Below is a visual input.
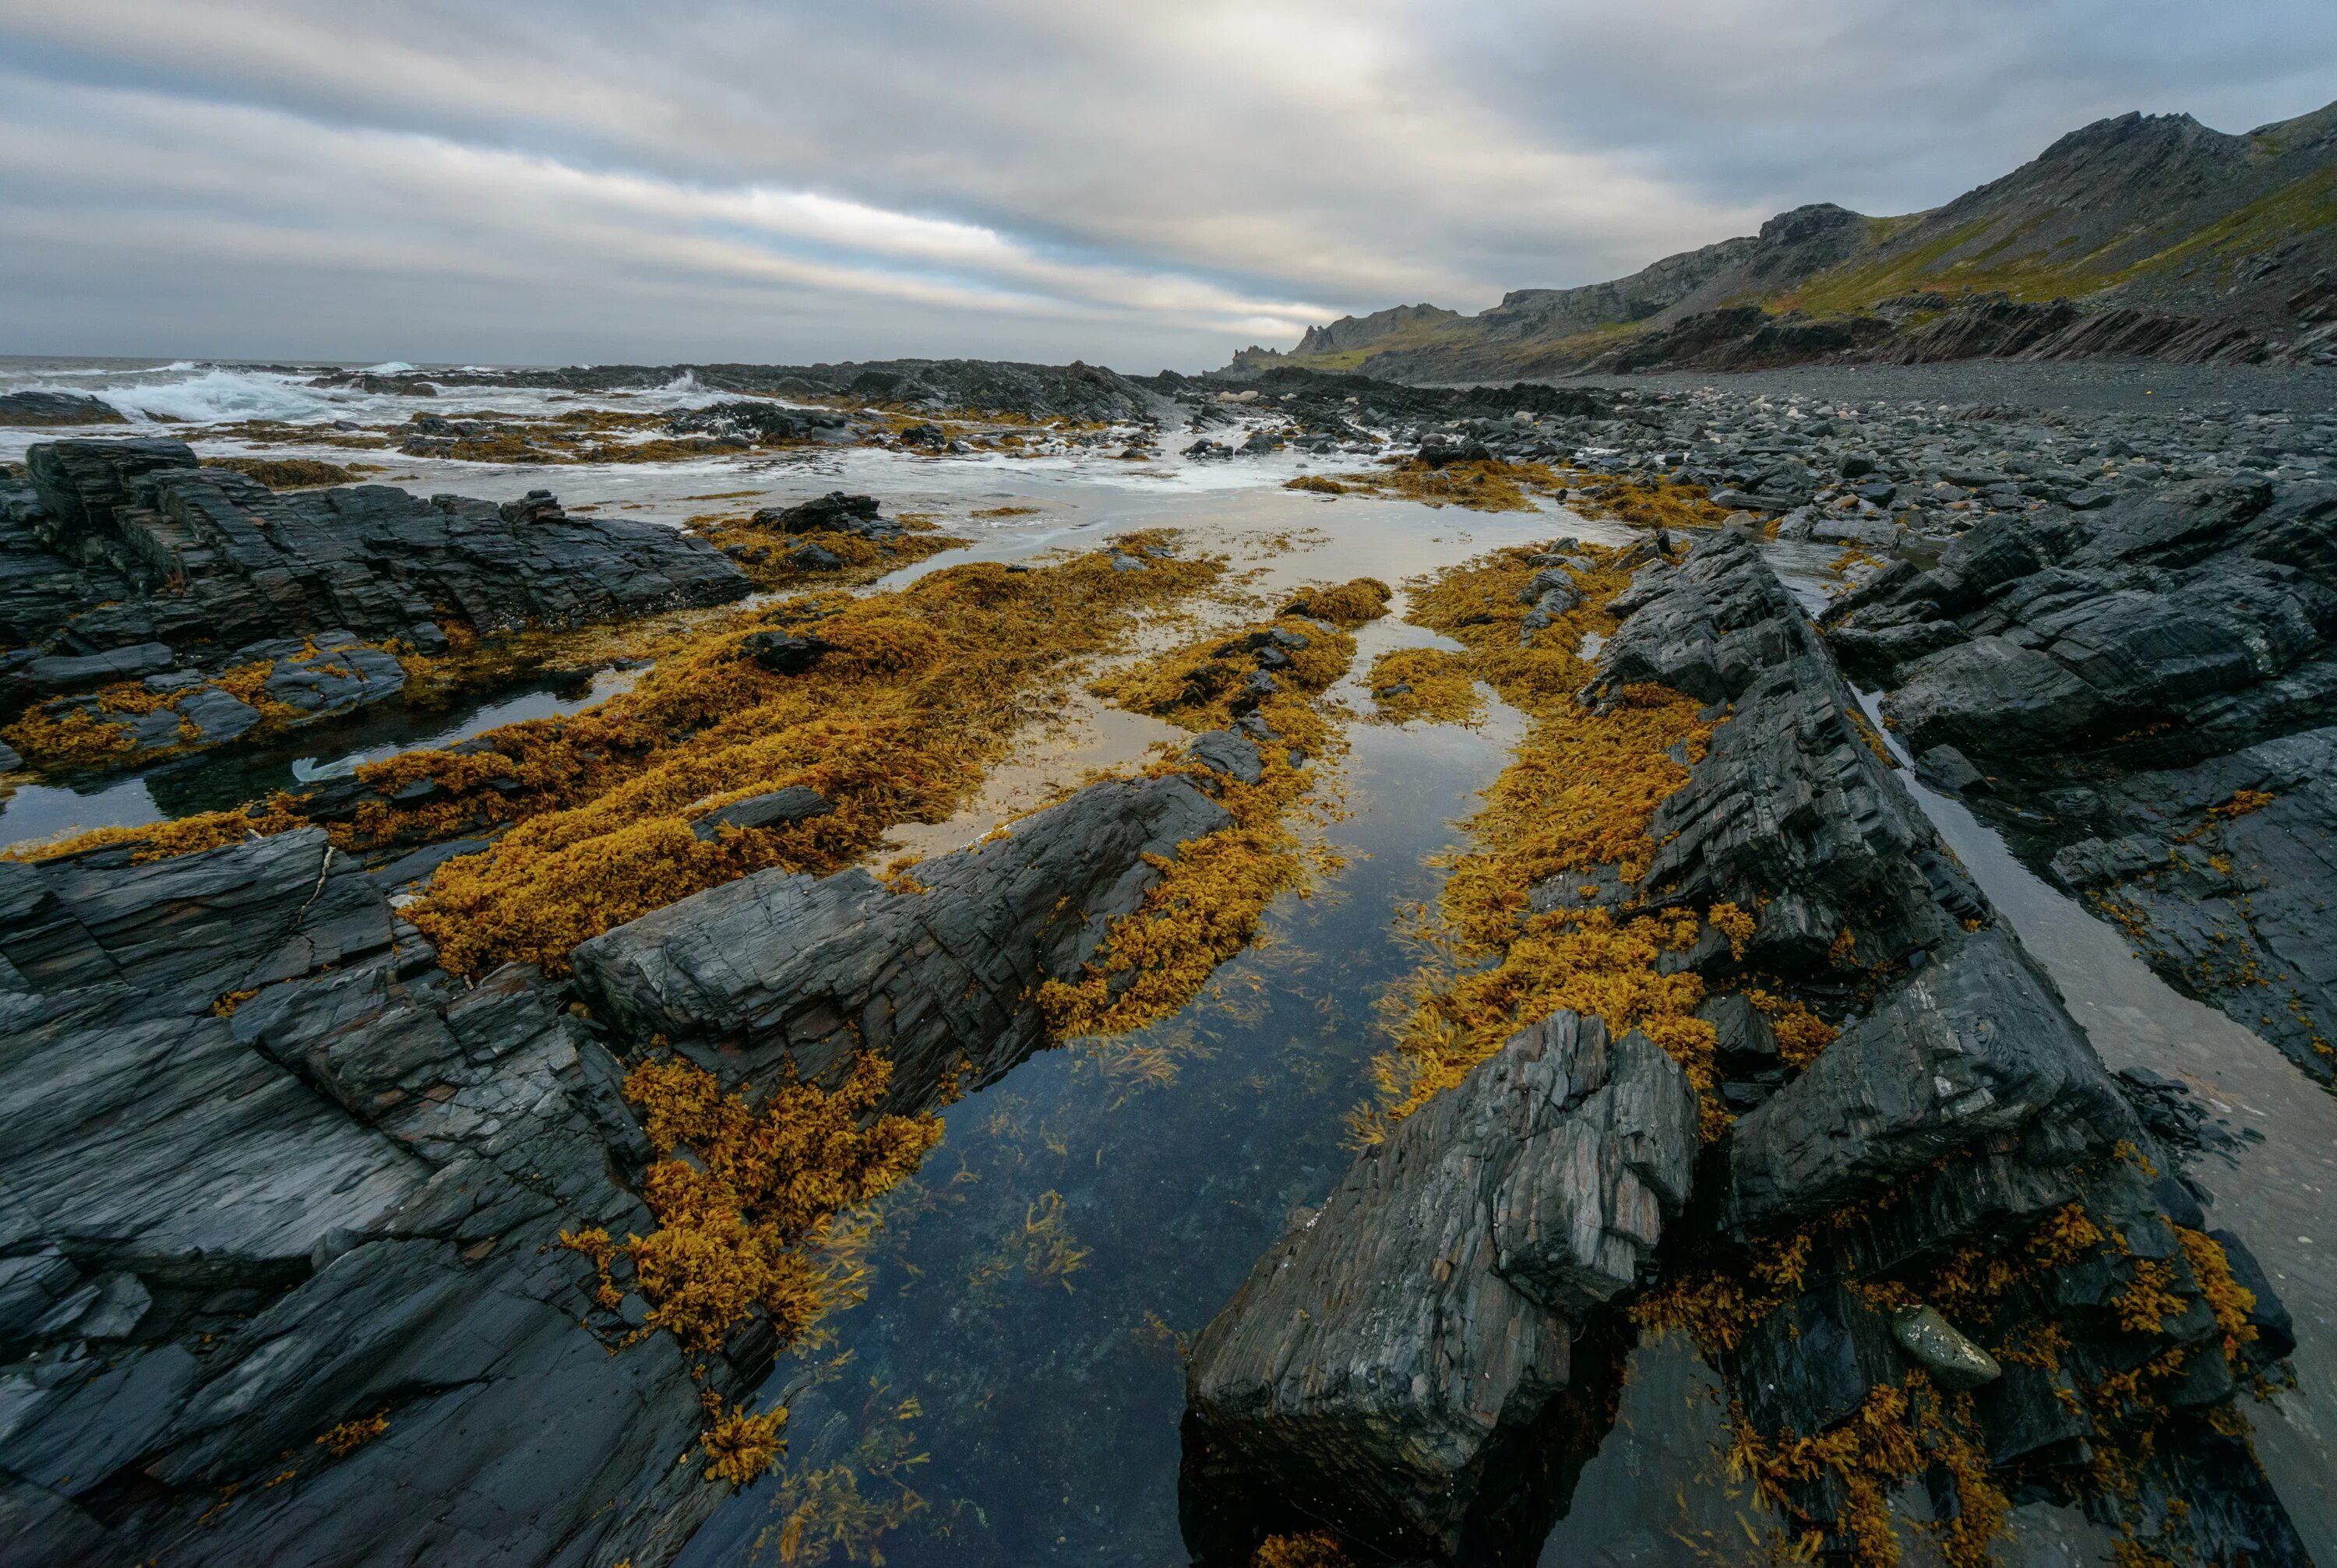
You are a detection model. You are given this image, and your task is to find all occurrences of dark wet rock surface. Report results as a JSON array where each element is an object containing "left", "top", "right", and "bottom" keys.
[
  {"left": 1823, "top": 452, "right": 2337, "bottom": 1080},
  {"left": 0, "top": 827, "right": 723, "bottom": 1566},
  {"left": 1183, "top": 1013, "right": 1694, "bottom": 1560},
  {"left": 0, "top": 751, "right": 1246, "bottom": 1564},
  {"left": 1, "top": 439, "right": 749, "bottom": 742},
  {"left": 1183, "top": 531, "right": 2310, "bottom": 1566},
  {"left": 0, "top": 392, "right": 128, "bottom": 428},
  {"left": 573, "top": 773, "right": 1230, "bottom": 1114}
]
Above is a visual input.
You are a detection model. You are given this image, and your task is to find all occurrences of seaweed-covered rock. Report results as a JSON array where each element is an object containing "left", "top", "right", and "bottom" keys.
[
  {"left": 1181, "top": 1013, "right": 1695, "bottom": 1561},
  {"left": 0, "top": 828, "right": 731, "bottom": 1566},
  {"left": 571, "top": 773, "right": 1232, "bottom": 1111}
]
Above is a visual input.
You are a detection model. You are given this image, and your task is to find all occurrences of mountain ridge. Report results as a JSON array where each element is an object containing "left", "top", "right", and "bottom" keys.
[{"left": 1235, "top": 98, "right": 2337, "bottom": 380}]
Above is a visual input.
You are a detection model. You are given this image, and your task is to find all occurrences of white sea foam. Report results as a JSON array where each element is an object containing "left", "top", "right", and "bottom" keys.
[{"left": 0, "top": 358, "right": 750, "bottom": 430}]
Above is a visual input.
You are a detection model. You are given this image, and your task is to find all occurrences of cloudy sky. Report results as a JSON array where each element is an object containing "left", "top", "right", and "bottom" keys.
[{"left": 2, "top": 1, "right": 2332, "bottom": 370}]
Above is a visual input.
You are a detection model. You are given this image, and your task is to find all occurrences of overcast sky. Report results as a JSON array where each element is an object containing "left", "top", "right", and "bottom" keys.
[{"left": 2, "top": 1, "right": 2332, "bottom": 370}]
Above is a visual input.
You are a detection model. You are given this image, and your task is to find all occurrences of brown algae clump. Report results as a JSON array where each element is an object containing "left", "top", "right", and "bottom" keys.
[
  {"left": 1290, "top": 456, "right": 1559, "bottom": 513},
  {"left": 561, "top": 1053, "right": 939, "bottom": 1485},
  {"left": 1363, "top": 646, "right": 1482, "bottom": 725},
  {"left": 1281, "top": 576, "right": 1391, "bottom": 627},
  {"left": 695, "top": 509, "right": 968, "bottom": 594},
  {"left": 397, "top": 543, "right": 1218, "bottom": 975},
  {"left": 1042, "top": 584, "right": 1385, "bottom": 1039},
  {"left": 1637, "top": 1193, "right": 2282, "bottom": 1566},
  {"left": 1364, "top": 543, "right": 1730, "bottom": 1136}
]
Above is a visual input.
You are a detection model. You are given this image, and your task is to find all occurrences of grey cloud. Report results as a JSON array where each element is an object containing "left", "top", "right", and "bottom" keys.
[{"left": 0, "top": 0, "right": 2329, "bottom": 368}]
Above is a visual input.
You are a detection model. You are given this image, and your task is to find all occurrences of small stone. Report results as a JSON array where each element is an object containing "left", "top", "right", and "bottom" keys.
[{"left": 1891, "top": 1305, "right": 2002, "bottom": 1390}]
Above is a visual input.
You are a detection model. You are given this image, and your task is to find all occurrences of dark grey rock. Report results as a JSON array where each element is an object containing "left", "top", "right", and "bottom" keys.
[
  {"left": 573, "top": 773, "right": 1234, "bottom": 1110},
  {"left": 0, "top": 391, "right": 128, "bottom": 428},
  {"left": 688, "top": 784, "right": 835, "bottom": 840},
  {"left": 738, "top": 629, "right": 830, "bottom": 675},
  {"left": 2043, "top": 724, "right": 2337, "bottom": 1081},
  {"left": 1183, "top": 1013, "right": 1694, "bottom": 1559},
  {"left": 2, "top": 440, "right": 749, "bottom": 719},
  {"left": 1887, "top": 635, "right": 2111, "bottom": 755},
  {"left": 1914, "top": 742, "right": 1986, "bottom": 793},
  {"left": 0, "top": 827, "right": 731, "bottom": 1564},
  {"left": 1725, "top": 927, "right": 2133, "bottom": 1234},
  {"left": 750, "top": 491, "right": 900, "bottom": 540},
  {"left": 1186, "top": 728, "right": 1264, "bottom": 784}
]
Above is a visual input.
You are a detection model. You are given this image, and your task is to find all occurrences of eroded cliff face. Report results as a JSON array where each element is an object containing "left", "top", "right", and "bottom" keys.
[{"left": 1181, "top": 533, "right": 2304, "bottom": 1567}]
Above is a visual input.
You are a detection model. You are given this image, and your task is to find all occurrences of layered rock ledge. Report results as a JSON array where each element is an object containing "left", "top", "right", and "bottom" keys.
[
  {"left": 2, "top": 438, "right": 749, "bottom": 749},
  {"left": 0, "top": 760, "right": 1235, "bottom": 1564},
  {"left": 1828, "top": 475, "right": 2337, "bottom": 1080}
]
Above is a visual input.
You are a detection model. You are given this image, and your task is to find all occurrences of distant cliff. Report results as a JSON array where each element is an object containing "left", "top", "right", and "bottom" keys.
[{"left": 1238, "top": 98, "right": 2337, "bottom": 379}]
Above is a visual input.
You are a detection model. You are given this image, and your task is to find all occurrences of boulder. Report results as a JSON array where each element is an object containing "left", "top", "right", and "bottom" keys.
[
  {"left": 1724, "top": 927, "right": 2133, "bottom": 1235},
  {"left": 1182, "top": 1014, "right": 1695, "bottom": 1559},
  {"left": 0, "top": 391, "right": 128, "bottom": 428},
  {"left": 751, "top": 491, "right": 900, "bottom": 540},
  {"left": 571, "top": 773, "right": 1232, "bottom": 1110}
]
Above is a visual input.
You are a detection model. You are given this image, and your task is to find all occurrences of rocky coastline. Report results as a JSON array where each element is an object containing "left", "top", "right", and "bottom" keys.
[
  {"left": 1, "top": 439, "right": 749, "bottom": 773},
  {"left": 1, "top": 351, "right": 2331, "bottom": 1567},
  {"left": 0, "top": 749, "right": 1263, "bottom": 1563}
]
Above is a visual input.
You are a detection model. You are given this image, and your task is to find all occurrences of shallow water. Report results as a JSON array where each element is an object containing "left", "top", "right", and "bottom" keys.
[
  {"left": 0, "top": 667, "right": 638, "bottom": 853},
  {"left": 675, "top": 625, "right": 1530, "bottom": 1567}
]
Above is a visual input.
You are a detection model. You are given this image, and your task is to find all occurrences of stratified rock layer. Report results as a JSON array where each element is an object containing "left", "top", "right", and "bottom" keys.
[
  {"left": 1182, "top": 1014, "right": 1696, "bottom": 1561},
  {"left": 0, "top": 828, "right": 724, "bottom": 1567},
  {"left": 1830, "top": 476, "right": 2337, "bottom": 1080},
  {"left": 0, "top": 759, "right": 1245, "bottom": 1566},
  {"left": 1, "top": 439, "right": 749, "bottom": 718},
  {"left": 572, "top": 773, "right": 1232, "bottom": 1111},
  {"left": 1183, "top": 531, "right": 2307, "bottom": 1566}
]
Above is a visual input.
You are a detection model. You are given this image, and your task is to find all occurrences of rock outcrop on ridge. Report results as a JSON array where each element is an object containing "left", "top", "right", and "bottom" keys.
[
  {"left": 0, "top": 755, "right": 1237, "bottom": 1563},
  {"left": 1181, "top": 532, "right": 2305, "bottom": 1565},
  {"left": 1, "top": 438, "right": 749, "bottom": 732},
  {"left": 1828, "top": 474, "right": 2337, "bottom": 1080}
]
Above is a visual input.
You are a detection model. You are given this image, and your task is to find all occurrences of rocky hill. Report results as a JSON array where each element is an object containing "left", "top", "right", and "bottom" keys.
[{"left": 1236, "top": 97, "right": 2337, "bottom": 379}]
